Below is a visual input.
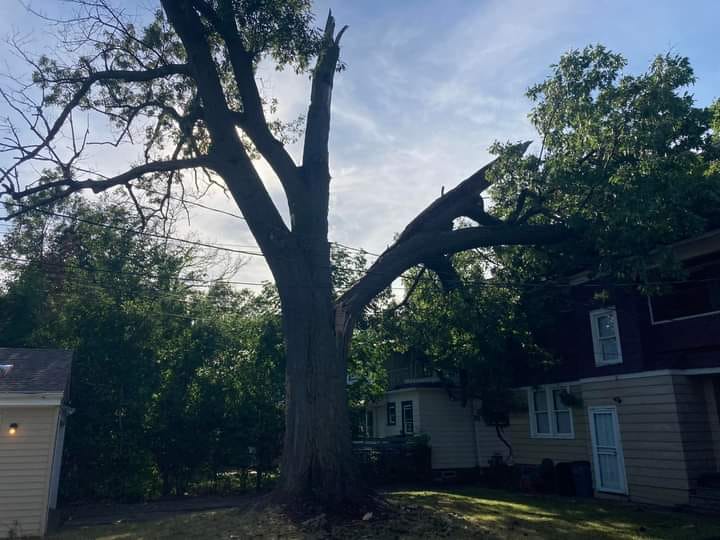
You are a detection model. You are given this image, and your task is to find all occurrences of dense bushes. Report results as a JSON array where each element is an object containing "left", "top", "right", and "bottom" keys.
[{"left": 0, "top": 201, "right": 285, "bottom": 501}]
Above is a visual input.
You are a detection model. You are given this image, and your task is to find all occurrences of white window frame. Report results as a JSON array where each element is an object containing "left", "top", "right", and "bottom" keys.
[
  {"left": 401, "top": 400, "right": 414, "bottom": 434},
  {"left": 528, "top": 385, "right": 575, "bottom": 439},
  {"left": 589, "top": 307, "right": 623, "bottom": 366},
  {"left": 648, "top": 295, "right": 720, "bottom": 325}
]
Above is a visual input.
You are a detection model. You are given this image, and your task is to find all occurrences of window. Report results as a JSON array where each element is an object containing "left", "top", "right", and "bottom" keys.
[
  {"left": 590, "top": 308, "right": 622, "bottom": 366},
  {"left": 386, "top": 402, "right": 396, "bottom": 426},
  {"left": 401, "top": 400, "right": 414, "bottom": 434},
  {"left": 528, "top": 385, "right": 574, "bottom": 439},
  {"left": 649, "top": 261, "right": 720, "bottom": 323}
]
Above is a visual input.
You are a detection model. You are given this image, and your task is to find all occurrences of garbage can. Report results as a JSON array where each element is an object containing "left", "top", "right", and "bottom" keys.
[
  {"left": 571, "top": 461, "right": 593, "bottom": 497},
  {"left": 555, "top": 462, "right": 575, "bottom": 496}
]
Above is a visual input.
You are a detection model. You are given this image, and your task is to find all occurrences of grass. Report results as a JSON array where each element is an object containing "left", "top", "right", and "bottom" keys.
[{"left": 50, "top": 486, "right": 720, "bottom": 539}]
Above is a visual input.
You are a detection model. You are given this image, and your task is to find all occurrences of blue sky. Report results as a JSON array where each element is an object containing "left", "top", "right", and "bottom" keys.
[{"left": 2, "top": 0, "right": 719, "bottom": 284}]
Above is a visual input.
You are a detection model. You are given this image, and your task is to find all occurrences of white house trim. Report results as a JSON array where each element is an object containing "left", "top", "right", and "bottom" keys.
[
  {"left": 647, "top": 294, "right": 720, "bottom": 326},
  {"left": 0, "top": 393, "right": 64, "bottom": 406},
  {"left": 527, "top": 384, "right": 575, "bottom": 440},
  {"left": 513, "top": 366, "right": 720, "bottom": 390}
]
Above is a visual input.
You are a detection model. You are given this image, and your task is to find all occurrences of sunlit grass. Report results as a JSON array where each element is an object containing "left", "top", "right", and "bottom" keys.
[{"left": 52, "top": 486, "right": 720, "bottom": 539}]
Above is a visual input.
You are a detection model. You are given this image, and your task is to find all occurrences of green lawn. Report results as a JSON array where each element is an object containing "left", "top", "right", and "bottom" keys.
[{"left": 51, "top": 486, "right": 720, "bottom": 539}]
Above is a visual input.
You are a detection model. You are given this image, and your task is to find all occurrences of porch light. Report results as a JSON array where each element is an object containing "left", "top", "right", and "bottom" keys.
[{"left": 8, "top": 423, "right": 18, "bottom": 435}]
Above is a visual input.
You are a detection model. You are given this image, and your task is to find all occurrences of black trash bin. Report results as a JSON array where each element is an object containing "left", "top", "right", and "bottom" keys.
[
  {"left": 555, "top": 462, "right": 575, "bottom": 496},
  {"left": 571, "top": 461, "right": 593, "bottom": 497}
]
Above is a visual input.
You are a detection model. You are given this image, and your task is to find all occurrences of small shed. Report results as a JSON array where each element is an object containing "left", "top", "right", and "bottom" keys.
[{"left": 0, "top": 348, "right": 72, "bottom": 538}]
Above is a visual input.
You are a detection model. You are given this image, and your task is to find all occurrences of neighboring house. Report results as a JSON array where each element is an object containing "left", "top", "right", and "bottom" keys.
[
  {"left": 0, "top": 348, "right": 72, "bottom": 539},
  {"left": 496, "top": 229, "right": 720, "bottom": 508},
  {"left": 365, "top": 355, "right": 506, "bottom": 476}
]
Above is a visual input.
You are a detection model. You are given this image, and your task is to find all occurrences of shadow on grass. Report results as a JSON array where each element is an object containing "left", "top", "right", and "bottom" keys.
[
  {"left": 392, "top": 487, "right": 720, "bottom": 540},
  {"left": 51, "top": 486, "right": 720, "bottom": 539}
]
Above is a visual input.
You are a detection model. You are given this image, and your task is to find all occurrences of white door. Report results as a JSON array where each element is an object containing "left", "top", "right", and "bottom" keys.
[{"left": 588, "top": 406, "right": 627, "bottom": 494}]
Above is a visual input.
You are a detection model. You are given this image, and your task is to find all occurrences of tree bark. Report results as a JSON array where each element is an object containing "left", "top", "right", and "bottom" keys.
[
  {"left": 276, "top": 296, "right": 359, "bottom": 506},
  {"left": 273, "top": 236, "right": 361, "bottom": 506}
]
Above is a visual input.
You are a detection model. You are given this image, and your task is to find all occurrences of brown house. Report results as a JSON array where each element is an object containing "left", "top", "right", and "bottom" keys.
[
  {"left": 0, "top": 348, "right": 72, "bottom": 538},
  {"left": 366, "top": 230, "right": 720, "bottom": 508},
  {"left": 497, "top": 229, "right": 720, "bottom": 508}
]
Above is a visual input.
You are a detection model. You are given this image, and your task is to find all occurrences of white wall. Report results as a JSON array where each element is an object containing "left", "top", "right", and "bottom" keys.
[{"left": 0, "top": 405, "right": 60, "bottom": 538}]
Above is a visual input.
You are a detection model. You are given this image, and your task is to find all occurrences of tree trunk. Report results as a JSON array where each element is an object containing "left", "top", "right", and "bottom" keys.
[{"left": 274, "top": 275, "right": 361, "bottom": 508}]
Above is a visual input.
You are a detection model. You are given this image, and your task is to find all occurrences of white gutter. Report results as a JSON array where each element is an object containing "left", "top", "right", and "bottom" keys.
[{"left": 0, "top": 392, "right": 64, "bottom": 406}]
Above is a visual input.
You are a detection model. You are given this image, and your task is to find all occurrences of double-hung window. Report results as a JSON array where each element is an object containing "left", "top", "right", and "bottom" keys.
[
  {"left": 386, "top": 402, "right": 396, "bottom": 426},
  {"left": 528, "top": 385, "right": 574, "bottom": 439},
  {"left": 590, "top": 307, "right": 623, "bottom": 366}
]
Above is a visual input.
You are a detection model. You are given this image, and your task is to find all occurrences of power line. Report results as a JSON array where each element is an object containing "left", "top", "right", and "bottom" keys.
[
  {"left": 2, "top": 200, "right": 382, "bottom": 260},
  {"left": 137, "top": 189, "right": 382, "bottom": 257},
  {"left": 2, "top": 201, "right": 265, "bottom": 257},
  {"left": 4, "top": 250, "right": 720, "bottom": 296},
  {"left": 5, "top": 200, "right": 719, "bottom": 293}
]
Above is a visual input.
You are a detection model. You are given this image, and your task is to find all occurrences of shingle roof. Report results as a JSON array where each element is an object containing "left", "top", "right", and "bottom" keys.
[{"left": 0, "top": 348, "right": 72, "bottom": 394}]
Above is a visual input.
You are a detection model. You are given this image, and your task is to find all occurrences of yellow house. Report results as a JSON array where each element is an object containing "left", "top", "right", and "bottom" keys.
[{"left": 0, "top": 348, "right": 72, "bottom": 539}]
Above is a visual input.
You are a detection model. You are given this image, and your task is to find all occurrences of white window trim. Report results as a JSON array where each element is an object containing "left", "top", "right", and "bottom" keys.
[
  {"left": 589, "top": 307, "right": 623, "bottom": 366},
  {"left": 527, "top": 385, "right": 575, "bottom": 440},
  {"left": 647, "top": 295, "right": 720, "bottom": 325}
]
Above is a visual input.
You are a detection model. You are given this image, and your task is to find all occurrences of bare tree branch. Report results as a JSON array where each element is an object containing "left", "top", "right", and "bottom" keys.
[
  {"left": 191, "top": 0, "right": 302, "bottom": 196},
  {"left": 2, "top": 156, "right": 212, "bottom": 219},
  {"left": 0, "top": 63, "right": 193, "bottom": 194}
]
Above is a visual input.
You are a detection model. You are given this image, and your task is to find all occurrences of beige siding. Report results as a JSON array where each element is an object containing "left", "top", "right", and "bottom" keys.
[
  {"left": 415, "top": 389, "right": 477, "bottom": 469},
  {"left": 473, "top": 400, "right": 511, "bottom": 467},
  {"left": 674, "top": 376, "right": 718, "bottom": 484},
  {"left": 702, "top": 377, "right": 720, "bottom": 471},
  {"left": 583, "top": 374, "right": 690, "bottom": 505},
  {"left": 0, "top": 406, "right": 59, "bottom": 538},
  {"left": 509, "top": 384, "right": 590, "bottom": 465},
  {"left": 371, "top": 388, "right": 478, "bottom": 469},
  {"left": 507, "top": 375, "right": 709, "bottom": 506},
  {"left": 370, "top": 389, "right": 421, "bottom": 438}
]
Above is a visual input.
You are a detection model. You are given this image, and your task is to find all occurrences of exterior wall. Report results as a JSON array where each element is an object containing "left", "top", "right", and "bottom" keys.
[
  {"left": 370, "top": 388, "right": 480, "bottom": 469},
  {"left": 508, "top": 384, "right": 590, "bottom": 465},
  {"left": 503, "top": 374, "right": 717, "bottom": 506},
  {"left": 702, "top": 377, "right": 720, "bottom": 471},
  {"left": 414, "top": 388, "right": 476, "bottom": 469},
  {"left": 0, "top": 405, "right": 59, "bottom": 538},
  {"left": 370, "top": 389, "right": 421, "bottom": 438},
  {"left": 675, "top": 376, "right": 718, "bottom": 483},
  {"left": 473, "top": 400, "right": 511, "bottom": 467},
  {"left": 583, "top": 374, "right": 690, "bottom": 506}
]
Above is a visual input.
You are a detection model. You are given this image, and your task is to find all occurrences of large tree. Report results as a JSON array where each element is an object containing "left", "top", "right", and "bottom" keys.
[{"left": 1, "top": 2, "right": 717, "bottom": 507}]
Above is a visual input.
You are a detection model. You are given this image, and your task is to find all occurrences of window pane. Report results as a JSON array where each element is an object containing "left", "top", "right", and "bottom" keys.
[
  {"left": 536, "top": 412, "right": 550, "bottom": 433},
  {"left": 552, "top": 389, "right": 569, "bottom": 411},
  {"left": 533, "top": 389, "right": 548, "bottom": 411},
  {"left": 387, "top": 402, "right": 396, "bottom": 425},
  {"left": 600, "top": 338, "right": 618, "bottom": 362},
  {"left": 402, "top": 401, "right": 414, "bottom": 433},
  {"left": 597, "top": 314, "right": 615, "bottom": 338},
  {"left": 555, "top": 411, "right": 571, "bottom": 434}
]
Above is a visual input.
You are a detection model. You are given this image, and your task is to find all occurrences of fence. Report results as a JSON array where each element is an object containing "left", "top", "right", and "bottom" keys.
[{"left": 352, "top": 436, "right": 432, "bottom": 485}]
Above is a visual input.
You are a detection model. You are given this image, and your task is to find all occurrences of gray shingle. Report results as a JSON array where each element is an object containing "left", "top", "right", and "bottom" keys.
[{"left": 0, "top": 348, "right": 72, "bottom": 393}]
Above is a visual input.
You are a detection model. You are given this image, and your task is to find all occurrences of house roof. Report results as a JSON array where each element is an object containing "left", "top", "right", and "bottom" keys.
[{"left": 0, "top": 348, "right": 72, "bottom": 394}]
